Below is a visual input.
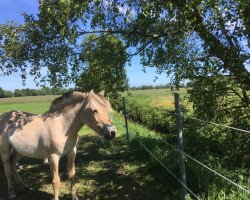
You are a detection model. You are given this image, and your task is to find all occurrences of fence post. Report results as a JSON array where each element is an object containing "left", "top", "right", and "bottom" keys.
[
  {"left": 122, "top": 97, "right": 129, "bottom": 141},
  {"left": 174, "top": 93, "right": 187, "bottom": 200}
]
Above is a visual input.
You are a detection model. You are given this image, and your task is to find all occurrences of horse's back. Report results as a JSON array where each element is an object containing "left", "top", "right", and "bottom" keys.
[
  {"left": 0, "top": 111, "right": 35, "bottom": 149},
  {"left": 0, "top": 110, "right": 34, "bottom": 130}
]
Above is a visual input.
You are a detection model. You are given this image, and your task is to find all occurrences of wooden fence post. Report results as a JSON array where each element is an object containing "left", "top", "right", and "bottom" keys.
[
  {"left": 174, "top": 93, "right": 187, "bottom": 200},
  {"left": 122, "top": 97, "right": 129, "bottom": 141}
]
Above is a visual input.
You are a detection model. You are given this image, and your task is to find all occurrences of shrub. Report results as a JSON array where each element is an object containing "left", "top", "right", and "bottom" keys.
[{"left": 118, "top": 98, "right": 176, "bottom": 134}]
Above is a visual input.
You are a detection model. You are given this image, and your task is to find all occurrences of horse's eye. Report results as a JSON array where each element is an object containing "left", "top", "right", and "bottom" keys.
[{"left": 93, "top": 110, "right": 98, "bottom": 113}]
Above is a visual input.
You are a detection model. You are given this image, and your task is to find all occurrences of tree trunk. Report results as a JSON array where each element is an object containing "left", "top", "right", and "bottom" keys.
[{"left": 173, "top": 0, "right": 250, "bottom": 87}]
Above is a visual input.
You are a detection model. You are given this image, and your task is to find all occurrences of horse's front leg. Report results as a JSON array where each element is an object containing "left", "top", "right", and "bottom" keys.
[
  {"left": 1, "top": 151, "right": 16, "bottom": 199},
  {"left": 67, "top": 146, "right": 78, "bottom": 200},
  {"left": 49, "top": 154, "right": 60, "bottom": 200}
]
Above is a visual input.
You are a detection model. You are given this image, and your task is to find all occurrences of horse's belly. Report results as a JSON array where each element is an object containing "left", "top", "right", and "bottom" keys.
[
  {"left": 9, "top": 134, "right": 48, "bottom": 159},
  {"left": 13, "top": 144, "right": 46, "bottom": 159}
]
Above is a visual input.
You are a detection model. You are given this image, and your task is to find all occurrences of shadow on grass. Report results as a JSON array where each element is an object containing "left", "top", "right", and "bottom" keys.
[
  {"left": 0, "top": 134, "right": 181, "bottom": 200},
  {"left": 0, "top": 158, "right": 53, "bottom": 200},
  {"left": 75, "top": 134, "right": 181, "bottom": 200}
]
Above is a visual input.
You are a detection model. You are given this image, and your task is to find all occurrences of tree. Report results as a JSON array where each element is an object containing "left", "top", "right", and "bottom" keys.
[
  {"left": 51, "top": 87, "right": 61, "bottom": 95},
  {"left": 4, "top": 90, "right": 14, "bottom": 97},
  {"left": 0, "top": 1, "right": 249, "bottom": 83},
  {"left": 0, "top": 88, "right": 14, "bottom": 98},
  {"left": 41, "top": 87, "right": 52, "bottom": 95},
  {"left": 0, "top": 0, "right": 249, "bottom": 110},
  {"left": 0, "top": 87, "right": 5, "bottom": 98},
  {"left": 76, "top": 34, "right": 128, "bottom": 102},
  {"left": 14, "top": 89, "right": 22, "bottom": 97}
]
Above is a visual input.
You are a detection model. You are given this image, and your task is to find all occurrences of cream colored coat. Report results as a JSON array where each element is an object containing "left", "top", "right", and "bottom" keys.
[{"left": 0, "top": 91, "right": 116, "bottom": 200}]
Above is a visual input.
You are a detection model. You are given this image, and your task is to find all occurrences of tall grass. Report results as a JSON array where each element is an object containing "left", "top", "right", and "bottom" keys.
[
  {"left": 0, "top": 96, "right": 183, "bottom": 199},
  {"left": 120, "top": 89, "right": 250, "bottom": 200},
  {"left": 0, "top": 93, "right": 249, "bottom": 199}
]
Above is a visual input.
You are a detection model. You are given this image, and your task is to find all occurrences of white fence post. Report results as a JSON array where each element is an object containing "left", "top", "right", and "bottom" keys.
[{"left": 174, "top": 93, "right": 188, "bottom": 200}]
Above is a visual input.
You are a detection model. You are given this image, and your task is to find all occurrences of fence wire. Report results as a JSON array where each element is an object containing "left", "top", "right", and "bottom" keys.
[
  {"left": 161, "top": 139, "right": 250, "bottom": 195},
  {"left": 123, "top": 96, "right": 250, "bottom": 199},
  {"left": 130, "top": 132, "right": 201, "bottom": 200},
  {"left": 179, "top": 115, "right": 250, "bottom": 134},
  {"left": 151, "top": 106, "right": 250, "bottom": 134}
]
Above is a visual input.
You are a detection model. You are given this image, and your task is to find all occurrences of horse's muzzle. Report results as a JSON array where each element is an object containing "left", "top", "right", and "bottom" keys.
[{"left": 102, "top": 124, "right": 116, "bottom": 139}]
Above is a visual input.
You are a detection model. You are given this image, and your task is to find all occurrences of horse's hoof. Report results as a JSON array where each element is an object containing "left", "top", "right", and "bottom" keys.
[
  {"left": 9, "top": 190, "right": 16, "bottom": 199},
  {"left": 16, "top": 161, "right": 23, "bottom": 169},
  {"left": 43, "top": 158, "right": 49, "bottom": 166}
]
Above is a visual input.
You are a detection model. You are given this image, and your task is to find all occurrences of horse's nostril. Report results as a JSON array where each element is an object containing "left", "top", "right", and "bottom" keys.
[{"left": 111, "top": 130, "right": 116, "bottom": 137}]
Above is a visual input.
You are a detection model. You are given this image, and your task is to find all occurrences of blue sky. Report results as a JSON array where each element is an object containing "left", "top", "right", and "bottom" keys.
[{"left": 0, "top": 0, "right": 170, "bottom": 91}]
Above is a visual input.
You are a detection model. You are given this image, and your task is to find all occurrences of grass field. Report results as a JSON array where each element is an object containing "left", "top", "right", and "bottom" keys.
[
  {"left": 0, "top": 95, "right": 59, "bottom": 114},
  {"left": 122, "top": 88, "right": 189, "bottom": 110},
  {"left": 0, "top": 92, "right": 249, "bottom": 200},
  {"left": 0, "top": 94, "right": 182, "bottom": 200}
]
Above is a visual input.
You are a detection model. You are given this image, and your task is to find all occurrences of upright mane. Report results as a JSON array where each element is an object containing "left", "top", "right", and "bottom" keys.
[
  {"left": 49, "top": 90, "right": 111, "bottom": 112},
  {"left": 87, "top": 92, "right": 112, "bottom": 113},
  {"left": 49, "top": 91, "right": 87, "bottom": 111}
]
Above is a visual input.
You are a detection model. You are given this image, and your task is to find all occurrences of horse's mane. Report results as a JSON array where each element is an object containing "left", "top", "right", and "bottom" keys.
[
  {"left": 89, "top": 92, "right": 111, "bottom": 112},
  {"left": 49, "top": 91, "right": 87, "bottom": 111},
  {"left": 49, "top": 90, "right": 111, "bottom": 111}
]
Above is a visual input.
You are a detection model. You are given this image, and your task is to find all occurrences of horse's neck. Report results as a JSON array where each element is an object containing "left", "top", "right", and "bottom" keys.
[{"left": 53, "top": 102, "right": 85, "bottom": 135}]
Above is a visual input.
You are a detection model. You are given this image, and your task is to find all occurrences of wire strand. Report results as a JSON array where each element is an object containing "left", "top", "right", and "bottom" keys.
[
  {"left": 147, "top": 107, "right": 250, "bottom": 134},
  {"left": 179, "top": 114, "right": 250, "bottom": 134},
  {"left": 162, "top": 139, "right": 250, "bottom": 195},
  {"left": 131, "top": 133, "right": 201, "bottom": 200}
]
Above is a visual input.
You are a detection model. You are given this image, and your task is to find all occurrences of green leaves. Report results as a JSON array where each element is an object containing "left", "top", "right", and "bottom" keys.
[
  {"left": 0, "top": 0, "right": 249, "bottom": 125},
  {"left": 0, "top": 0, "right": 249, "bottom": 85},
  {"left": 76, "top": 34, "right": 128, "bottom": 105}
]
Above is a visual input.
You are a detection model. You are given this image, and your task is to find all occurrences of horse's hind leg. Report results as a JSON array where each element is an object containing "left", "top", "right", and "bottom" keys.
[
  {"left": 11, "top": 150, "right": 25, "bottom": 193},
  {"left": 67, "top": 147, "right": 78, "bottom": 200},
  {"left": 0, "top": 151, "right": 16, "bottom": 199}
]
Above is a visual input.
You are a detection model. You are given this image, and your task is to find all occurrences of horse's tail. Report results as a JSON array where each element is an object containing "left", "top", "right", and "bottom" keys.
[{"left": 0, "top": 111, "right": 14, "bottom": 174}]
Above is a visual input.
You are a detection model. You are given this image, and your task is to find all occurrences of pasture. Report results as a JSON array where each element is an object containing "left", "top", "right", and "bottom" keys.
[
  {"left": 0, "top": 90, "right": 249, "bottom": 200},
  {"left": 0, "top": 93, "right": 181, "bottom": 200},
  {"left": 123, "top": 88, "right": 186, "bottom": 108}
]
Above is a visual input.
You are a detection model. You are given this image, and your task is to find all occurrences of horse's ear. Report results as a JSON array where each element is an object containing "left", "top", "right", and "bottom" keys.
[
  {"left": 99, "top": 90, "right": 105, "bottom": 96},
  {"left": 89, "top": 89, "right": 94, "bottom": 94}
]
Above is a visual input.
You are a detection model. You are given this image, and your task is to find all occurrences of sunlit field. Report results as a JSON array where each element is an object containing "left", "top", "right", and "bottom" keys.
[
  {"left": 0, "top": 91, "right": 248, "bottom": 200},
  {"left": 0, "top": 94, "right": 182, "bottom": 200}
]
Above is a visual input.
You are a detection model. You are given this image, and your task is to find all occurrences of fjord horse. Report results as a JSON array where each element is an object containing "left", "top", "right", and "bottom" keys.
[{"left": 0, "top": 90, "right": 116, "bottom": 200}]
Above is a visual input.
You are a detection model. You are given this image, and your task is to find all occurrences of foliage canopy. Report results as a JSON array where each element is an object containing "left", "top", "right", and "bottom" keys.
[
  {"left": 76, "top": 34, "right": 128, "bottom": 102},
  {"left": 0, "top": 0, "right": 249, "bottom": 120}
]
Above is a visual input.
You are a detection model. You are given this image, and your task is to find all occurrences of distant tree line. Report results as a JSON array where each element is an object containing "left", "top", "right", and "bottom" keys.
[
  {"left": 0, "top": 87, "right": 70, "bottom": 98},
  {"left": 129, "top": 83, "right": 187, "bottom": 91}
]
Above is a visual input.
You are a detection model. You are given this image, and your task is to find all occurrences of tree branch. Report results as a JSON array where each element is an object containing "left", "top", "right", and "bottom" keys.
[
  {"left": 173, "top": 0, "right": 250, "bottom": 87},
  {"left": 77, "top": 28, "right": 184, "bottom": 38}
]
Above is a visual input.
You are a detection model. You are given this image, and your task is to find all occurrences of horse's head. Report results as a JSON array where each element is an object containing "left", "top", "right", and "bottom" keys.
[{"left": 83, "top": 90, "right": 116, "bottom": 139}]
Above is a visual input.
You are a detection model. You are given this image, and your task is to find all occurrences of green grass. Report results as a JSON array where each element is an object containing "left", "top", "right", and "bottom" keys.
[
  {"left": 122, "top": 88, "right": 189, "bottom": 110},
  {"left": 0, "top": 95, "right": 59, "bottom": 114},
  {"left": 0, "top": 94, "right": 249, "bottom": 200},
  {"left": 0, "top": 95, "right": 182, "bottom": 200}
]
